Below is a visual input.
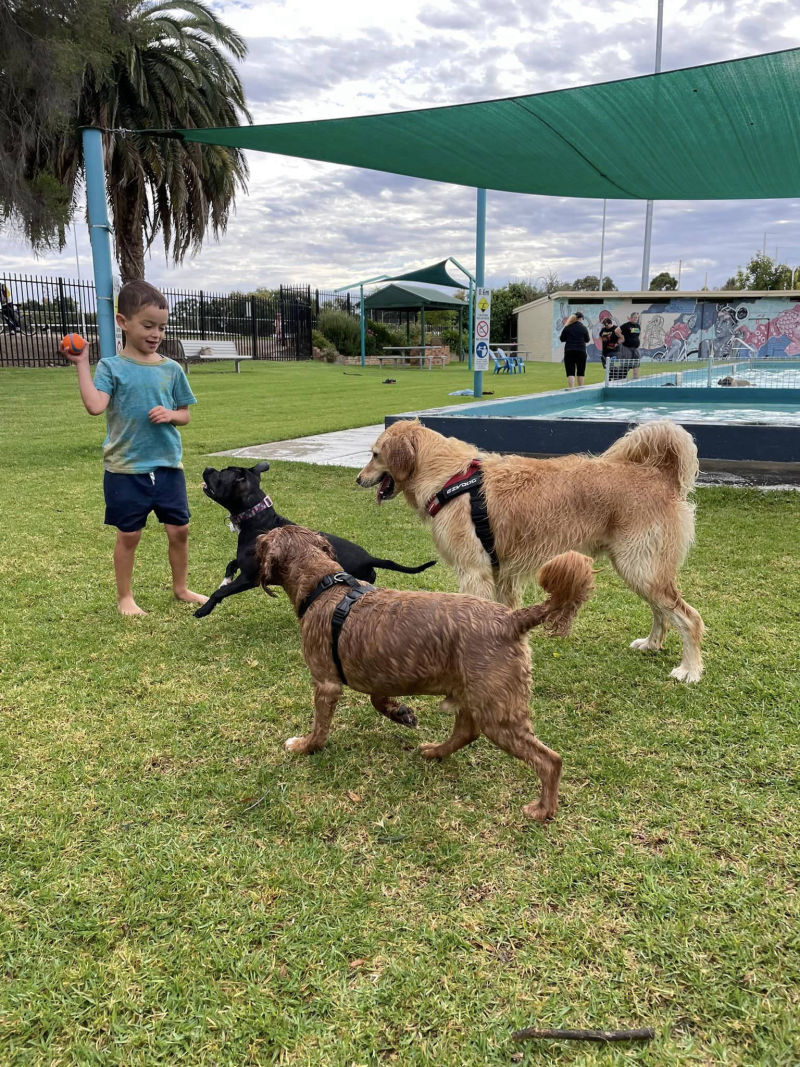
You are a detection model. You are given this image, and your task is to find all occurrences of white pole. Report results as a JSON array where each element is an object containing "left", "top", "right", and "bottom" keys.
[
  {"left": 677, "top": 259, "right": 682, "bottom": 289},
  {"left": 640, "top": 0, "right": 664, "bottom": 291},
  {"left": 72, "top": 224, "right": 87, "bottom": 335},
  {"left": 599, "top": 200, "right": 607, "bottom": 292}
]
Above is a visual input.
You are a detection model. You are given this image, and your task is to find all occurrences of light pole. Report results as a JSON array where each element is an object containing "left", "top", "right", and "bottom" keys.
[
  {"left": 640, "top": 0, "right": 664, "bottom": 291},
  {"left": 599, "top": 200, "right": 607, "bottom": 292}
]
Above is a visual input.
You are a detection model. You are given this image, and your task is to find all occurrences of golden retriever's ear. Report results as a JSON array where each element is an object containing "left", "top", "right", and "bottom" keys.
[{"left": 384, "top": 426, "right": 417, "bottom": 481}]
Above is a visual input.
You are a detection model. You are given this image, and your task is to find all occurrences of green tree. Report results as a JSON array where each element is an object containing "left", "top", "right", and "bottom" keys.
[
  {"left": 489, "top": 280, "right": 542, "bottom": 342},
  {"left": 571, "top": 274, "right": 618, "bottom": 291},
  {"left": 0, "top": 1, "right": 116, "bottom": 248},
  {"left": 2, "top": 0, "right": 251, "bottom": 281},
  {"left": 649, "top": 271, "right": 678, "bottom": 291},
  {"left": 722, "top": 252, "right": 796, "bottom": 291}
]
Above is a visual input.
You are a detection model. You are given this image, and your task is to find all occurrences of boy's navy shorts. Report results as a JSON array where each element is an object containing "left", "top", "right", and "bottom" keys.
[{"left": 104, "top": 468, "right": 191, "bottom": 532}]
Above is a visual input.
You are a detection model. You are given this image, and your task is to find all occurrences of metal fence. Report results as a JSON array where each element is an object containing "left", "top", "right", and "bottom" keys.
[
  {"left": 0, "top": 273, "right": 343, "bottom": 367},
  {"left": 605, "top": 353, "right": 800, "bottom": 390}
]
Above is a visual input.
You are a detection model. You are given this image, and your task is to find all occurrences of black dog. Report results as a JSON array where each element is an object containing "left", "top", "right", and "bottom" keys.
[{"left": 195, "top": 462, "right": 436, "bottom": 619}]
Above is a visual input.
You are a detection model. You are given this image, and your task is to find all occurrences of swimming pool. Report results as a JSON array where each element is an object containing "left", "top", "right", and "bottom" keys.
[{"left": 386, "top": 369, "right": 800, "bottom": 479}]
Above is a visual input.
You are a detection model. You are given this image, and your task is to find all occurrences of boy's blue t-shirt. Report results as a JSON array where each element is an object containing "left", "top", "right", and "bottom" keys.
[{"left": 93, "top": 354, "right": 197, "bottom": 473}]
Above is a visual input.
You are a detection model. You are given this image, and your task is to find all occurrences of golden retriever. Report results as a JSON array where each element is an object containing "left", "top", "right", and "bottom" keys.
[
  {"left": 257, "top": 524, "right": 595, "bottom": 822},
  {"left": 357, "top": 419, "right": 704, "bottom": 682}
]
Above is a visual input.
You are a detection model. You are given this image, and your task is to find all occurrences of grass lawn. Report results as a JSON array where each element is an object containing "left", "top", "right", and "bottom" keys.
[{"left": 1, "top": 360, "right": 799, "bottom": 1066}]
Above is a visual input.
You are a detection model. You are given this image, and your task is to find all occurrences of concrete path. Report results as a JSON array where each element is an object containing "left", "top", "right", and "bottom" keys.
[
  {"left": 212, "top": 423, "right": 799, "bottom": 489},
  {"left": 212, "top": 424, "right": 383, "bottom": 469}
]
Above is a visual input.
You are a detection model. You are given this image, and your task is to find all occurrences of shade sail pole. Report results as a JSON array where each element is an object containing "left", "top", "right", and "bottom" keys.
[
  {"left": 82, "top": 128, "right": 116, "bottom": 359},
  {"left": 360, "top": 283, "right": 366, "bottom": 366},
  {"left": 473, "top": 188, "right": 486, "bottom": 399}
]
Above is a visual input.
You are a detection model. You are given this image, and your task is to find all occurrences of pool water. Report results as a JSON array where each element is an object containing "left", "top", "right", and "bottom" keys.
[
  {"left": 622, "top": 360, "right": 800, "bottom": 391},
  {"left": 529, "top": 401, "right": 800, "bottom": 427}
]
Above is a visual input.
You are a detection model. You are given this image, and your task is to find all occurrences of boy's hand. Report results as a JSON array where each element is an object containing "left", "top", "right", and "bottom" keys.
[
  {"left": 148, "top": 406, "right": 175, "bottom": 424},
  {"left": 63, "top": 345, "right": 90, "bottom": 366}
]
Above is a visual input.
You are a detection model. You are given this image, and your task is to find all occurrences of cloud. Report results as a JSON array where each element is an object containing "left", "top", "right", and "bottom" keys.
[{"left": 2, "top": 0, "right": 799, "bottom": 298}]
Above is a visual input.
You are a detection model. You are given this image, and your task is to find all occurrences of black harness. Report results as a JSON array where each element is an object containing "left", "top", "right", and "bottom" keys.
[
  {"left": 297, "top": 571, "right": 375, "bottom": 684},
  {"left": 425, "top": 459, "right": 499, "bottom": 568}
]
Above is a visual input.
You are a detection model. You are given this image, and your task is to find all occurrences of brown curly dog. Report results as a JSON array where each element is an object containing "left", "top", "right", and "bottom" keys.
[{"left": 257, "top": 524, "right": 594, "bottom": 822}]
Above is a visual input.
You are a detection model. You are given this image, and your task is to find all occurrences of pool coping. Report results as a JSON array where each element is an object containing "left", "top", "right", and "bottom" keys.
[{"left": 385, "top": 383, "right": 800, "bottom": 478}]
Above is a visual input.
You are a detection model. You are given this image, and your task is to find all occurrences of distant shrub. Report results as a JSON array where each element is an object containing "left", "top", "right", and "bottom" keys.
[
  {"left": 316, "top": 309, "right": 361, "bottom": 357},
  {"left": 440, "top": 326, "right": 468, "bottom": 357},
  {"left": 311, "top": 328, "right": 338, "bottom": 363},
  {"left": 365, "top": 319, "right": 405, "bottom": 353}
]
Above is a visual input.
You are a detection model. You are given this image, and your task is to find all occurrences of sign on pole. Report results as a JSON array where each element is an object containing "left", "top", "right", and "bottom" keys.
[{"left": 474, "top": 286, "right": 491, "bottom": 371}]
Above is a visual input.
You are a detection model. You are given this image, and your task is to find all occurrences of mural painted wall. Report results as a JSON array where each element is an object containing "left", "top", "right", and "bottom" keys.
[{"left": 550, "top": 296, "right": 800, "bottom": 362}]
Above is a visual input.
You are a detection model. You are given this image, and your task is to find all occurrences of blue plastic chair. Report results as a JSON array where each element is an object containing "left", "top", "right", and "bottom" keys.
[{"left": 491, "top": 350, "right": 511, "bottom": 374}]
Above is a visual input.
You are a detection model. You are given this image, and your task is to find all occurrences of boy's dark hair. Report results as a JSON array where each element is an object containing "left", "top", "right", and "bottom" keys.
[{"left": 118, "top": 280, "right": 168, "bottom": 317}]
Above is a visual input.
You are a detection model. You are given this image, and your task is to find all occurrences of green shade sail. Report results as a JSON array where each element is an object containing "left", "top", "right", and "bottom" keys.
[
  {"left": 174, "top": 49, "right": 800, "bottom": 200},
  {"left": 388, "top": 260, "right": 465, "bottom": 287},
  {"left": 363, "top": 282, "right": 467, "bottom": 311}
]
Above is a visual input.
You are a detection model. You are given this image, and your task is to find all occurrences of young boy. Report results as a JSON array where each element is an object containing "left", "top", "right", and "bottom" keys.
[{"left": 66, "top": 279, "right": 207, "bottom": 616}]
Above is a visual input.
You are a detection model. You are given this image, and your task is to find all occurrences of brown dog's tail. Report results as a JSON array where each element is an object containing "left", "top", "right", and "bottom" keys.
[
  {"left": 601, "top": 419, "right": 698, "bottom": 499},
  {"left": 509, "top": 551, "right": 595, "bottom": 638}
]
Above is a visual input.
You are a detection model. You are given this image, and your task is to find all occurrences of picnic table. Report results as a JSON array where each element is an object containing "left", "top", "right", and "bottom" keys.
[{"left": 379, "top": 345, "right": 445, "bottom": 369}]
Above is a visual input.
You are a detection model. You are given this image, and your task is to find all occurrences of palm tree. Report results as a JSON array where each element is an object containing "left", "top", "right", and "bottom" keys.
[{"left": 64, "top": 0, "right": 251, "bottom": 281}]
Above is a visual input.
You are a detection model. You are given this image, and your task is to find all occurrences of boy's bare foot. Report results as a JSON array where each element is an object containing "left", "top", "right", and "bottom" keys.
[
  {"left": 174, "top": 588, "right": 208, "bottom": 606},
  {"left": 118, "top": 596, "right": 146, "bottom": 616}
]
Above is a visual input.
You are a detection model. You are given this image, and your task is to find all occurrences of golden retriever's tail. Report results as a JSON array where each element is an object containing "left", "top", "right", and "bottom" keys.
[
  {"left": 510, "top": 551, "right": 595, "bottom": 639},
  {"left": 602, "top": 420, "right": 698, "bottom": 498}
]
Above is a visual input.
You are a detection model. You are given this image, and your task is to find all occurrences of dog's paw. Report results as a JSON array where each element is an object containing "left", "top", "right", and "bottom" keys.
[
  {"left": 522, "top": 801, "right": 556, "bottom": 823},
  {"left": 418, "top": 742, "right": 446, "bottom": 760},
  {"left": 284, "top": 736, "right": 306, "bottom": 753},
  {"left": 193, "top": 603, "right": 213, "bottom": 619},
  {"left": 670, "top": 663, "right": 703, "bottom": 683},
  {"left": 388, "top": 703, "right": 418, "bottom": 728},
  {"left": 630, "top": 637, "right": 663, "bottom": 651}
]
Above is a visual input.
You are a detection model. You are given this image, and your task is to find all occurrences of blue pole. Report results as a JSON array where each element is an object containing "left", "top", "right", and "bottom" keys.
[
  {"left": 360, "top": 283, "right": 366, "bottom": 366},
  {"left": 82, "top": 128, "right": 116, "bottom": 360},
  {"left": 473, "top": 188, "right": 486, "bottom": 399},
  {"left": 467, "top": 276, "right": 474, "bottom": 370}
]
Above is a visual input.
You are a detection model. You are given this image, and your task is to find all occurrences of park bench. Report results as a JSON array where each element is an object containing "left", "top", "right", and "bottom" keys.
[{"left": 176, "top": 339, "right": 251, "bottom": 373}]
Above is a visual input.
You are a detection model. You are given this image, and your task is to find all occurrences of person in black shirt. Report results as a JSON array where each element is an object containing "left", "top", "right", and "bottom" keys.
[
  {"left": 619, "top": 312, "right": 642, "bottom": 379},
  {"left": 559, "top": 311, "right": 591, "bottom": 388},
  {"left": 1, "top": 282, "right": 20, "bottom": 333},
  {"left": 598, "top": 315, "right": 626, "bottom": 380}
]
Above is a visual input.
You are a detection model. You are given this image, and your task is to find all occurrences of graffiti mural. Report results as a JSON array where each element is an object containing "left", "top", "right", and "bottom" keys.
[{"left": 551, "top": 296, "right": 800, "bottom": 362}]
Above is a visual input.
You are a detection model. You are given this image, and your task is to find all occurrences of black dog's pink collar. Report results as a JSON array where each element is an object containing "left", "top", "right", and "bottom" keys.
[{"left": 229, "top": 495, "right": 273, "bottom": 526}]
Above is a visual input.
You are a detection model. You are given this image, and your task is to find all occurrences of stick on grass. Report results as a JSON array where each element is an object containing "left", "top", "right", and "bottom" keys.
[{"left": 513, "top": 1027, "right": 655, "bottom": 1043}]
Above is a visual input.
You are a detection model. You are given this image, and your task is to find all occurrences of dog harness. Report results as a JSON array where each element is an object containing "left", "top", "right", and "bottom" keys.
[
  {"left": 424, "top": 459, "right": 499, "bottom": 568},
  {"left": 228, "top": 495, "right": 273, "bottom": 531},
  {"left": 297, "top": 572, "right": 375, "bottom": 685}
]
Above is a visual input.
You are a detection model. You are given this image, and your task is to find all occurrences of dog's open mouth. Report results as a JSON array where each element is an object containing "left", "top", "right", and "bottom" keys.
[{"left": 377, "top": 473, "right": 396, "bottom": 504}]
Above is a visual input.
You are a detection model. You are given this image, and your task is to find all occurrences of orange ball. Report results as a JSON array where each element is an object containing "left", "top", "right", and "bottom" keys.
[{"left": 60, "top": 333, "right": 87, "bottom": 356}]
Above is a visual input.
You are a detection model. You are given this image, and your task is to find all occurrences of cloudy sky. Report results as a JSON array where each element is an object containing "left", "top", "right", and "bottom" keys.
[{"left": 3, "top": 0, "right": 800, "bottom": 294}]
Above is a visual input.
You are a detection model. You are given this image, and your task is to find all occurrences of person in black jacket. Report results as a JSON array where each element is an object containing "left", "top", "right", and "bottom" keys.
[{"left": 559, "top": 311, "right": 591, "bottom": 387}]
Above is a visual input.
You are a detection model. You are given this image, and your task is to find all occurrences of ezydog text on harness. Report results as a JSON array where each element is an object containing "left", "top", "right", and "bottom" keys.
[
  {"left": 297, "top": 571, "right": 375, "bottom": 684},
  {"left": 425, "top": 459, "right": 499, "bottom": 568}
]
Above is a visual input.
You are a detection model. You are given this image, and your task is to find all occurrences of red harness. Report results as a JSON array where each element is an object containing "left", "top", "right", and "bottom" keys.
[
  {"left": 425, "top": 459, "right": 483, "bottom": 516},
  {"left": 424, "top": 460, "right": 498, "bottom": 567}
]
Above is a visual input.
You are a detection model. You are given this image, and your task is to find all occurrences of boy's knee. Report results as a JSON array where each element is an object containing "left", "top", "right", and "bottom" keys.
[
  {"left": 164, "top": 523, "right": 189, "bottom": 543},
  {"left": 116, "top": 528, "right": 143, "bottom": 547}
]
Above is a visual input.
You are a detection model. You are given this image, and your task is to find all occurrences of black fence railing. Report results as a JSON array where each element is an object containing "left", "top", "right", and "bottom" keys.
[{"left": 0, "top": 273, "right": 344, "bottom": 367}]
